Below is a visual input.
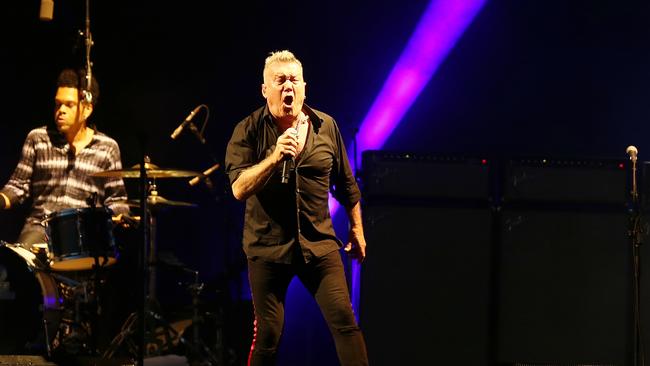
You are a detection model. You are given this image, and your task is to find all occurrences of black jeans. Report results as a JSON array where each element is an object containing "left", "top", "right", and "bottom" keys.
[{"left": 247, "top": 249, "right": 368, "bottom": 366}]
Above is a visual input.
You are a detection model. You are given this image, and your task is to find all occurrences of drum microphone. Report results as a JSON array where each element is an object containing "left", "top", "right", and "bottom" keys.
[
  {"left": 171, "top": 105, "right": 203, "bottom": 141},
  {"left": 281, "top": 128, "right": 298, "bottom": 184},
  {"left": 189, "top": 163, "right": 220, "bottom": 187}
]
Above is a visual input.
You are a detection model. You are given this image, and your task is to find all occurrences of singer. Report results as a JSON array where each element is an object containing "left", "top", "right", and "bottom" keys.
[
  {"left": 225, "top": 50, "right": 368, "bottom": 365},
  {"left": 0, "top": 69, "right": 130, "bottom": 250}
]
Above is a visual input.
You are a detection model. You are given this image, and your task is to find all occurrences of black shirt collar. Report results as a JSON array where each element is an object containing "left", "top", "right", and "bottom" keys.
[{"left": 262, "top": 104, "right": 322, "bottom": 133}]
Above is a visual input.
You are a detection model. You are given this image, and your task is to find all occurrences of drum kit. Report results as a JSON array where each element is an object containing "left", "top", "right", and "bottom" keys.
[{"left": 0, "top": 159, "right": 221, "bottom": 364}]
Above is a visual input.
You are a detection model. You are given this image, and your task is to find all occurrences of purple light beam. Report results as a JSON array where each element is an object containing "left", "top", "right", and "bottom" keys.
[
  {"left": 330, "top": 0, "right": 486, "bottom": 318},
  {"left": 355, "top": 0, "right": 486, "bottom": 157}
]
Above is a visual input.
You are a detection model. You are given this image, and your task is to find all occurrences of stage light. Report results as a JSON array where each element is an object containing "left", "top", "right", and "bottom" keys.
[{"left": 329, "top": 0, "right": 487, "bottom": 317}]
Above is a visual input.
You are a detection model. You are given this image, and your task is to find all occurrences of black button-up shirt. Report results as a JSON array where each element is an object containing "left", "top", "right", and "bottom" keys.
[{"left": 225, "top": 104, "right": 360, "bottom": 264}]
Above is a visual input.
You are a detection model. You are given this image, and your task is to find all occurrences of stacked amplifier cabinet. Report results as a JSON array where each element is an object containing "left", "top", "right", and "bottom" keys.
[
  {"left": 498, "top": 157, "right": 631, "bottom": 366},
  {"left": 360, "top": 151, "right": 636, "bottom": 366},
  {"left": 360, "top": 151, "right": 494, "bottom": 366}
]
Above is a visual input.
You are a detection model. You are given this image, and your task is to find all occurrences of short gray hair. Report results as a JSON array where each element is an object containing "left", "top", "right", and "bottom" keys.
[{"left": 263, "top": 50, "right": 303, "bottom": 79}]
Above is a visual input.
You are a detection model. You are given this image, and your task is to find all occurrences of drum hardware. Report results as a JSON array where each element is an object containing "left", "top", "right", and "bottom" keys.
[
  {"left": 177, "top": 268, "right": 223, "bottom": 366},
  {"left": 1, "top": 241, "right": 99, "bottom": 357},
  {"left": 0, "top": 242, "right": 62, "bottom": 355},
  {"left": 91, "top": 162, "right": 200, "bottom": 179},
  {"left": 30, "top": 243, "right": 51, "bottom": 268},
  {"left": 57, "top": 283, "right": 92, "bottom": 356},
  {"left": 99, "top": 160, "right": 199, "bottom": 362},
  {"left": 49, "top": 263, "right": 108, "bottom": 357},
  {"left": 38, "top": 204, "right": 119, "bottom": 357},
  {"left": 43, "top": 207, "right": 118, "bottom": 272},
  {"left": 122, "top": 194, "right": 198, "bottom": 209}
]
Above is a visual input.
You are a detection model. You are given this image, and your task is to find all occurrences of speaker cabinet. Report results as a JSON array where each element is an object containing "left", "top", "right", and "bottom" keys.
[
  {"left": 503, "top": 158, "right": 628, "bottom": 205},
  {"left": 496, "top": 209, "right": 630, "bottom": 365},
  {"left": 361, "top": 150, "right": 490, "bottom": 201},
  {"left": 360, "top": 204, "right": 493, "bottom": 365}
]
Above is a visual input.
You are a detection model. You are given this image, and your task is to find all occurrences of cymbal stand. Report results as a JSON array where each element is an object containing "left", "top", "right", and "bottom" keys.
[
  {"left": 180, "top": 269, "right": 222, "bottom": 366},
  {"left": 103, "top": 156, "right": 149, "bottom": 364},
  {"left": 103, "top": 179, "right": 180, "bottom": 361},
  {"left": 147, "top": 183, "right": 160, "bottom": 301},
  {"left": 137, "top": 154, "right": 148, "bottom": 366},
  {"left": 143, "top": 182, "right": 181, "bottom": 355}
]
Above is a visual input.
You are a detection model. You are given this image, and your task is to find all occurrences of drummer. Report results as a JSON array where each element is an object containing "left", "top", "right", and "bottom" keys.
[{"left": 0, "top": 69, "right": 130, "bottom": 250}]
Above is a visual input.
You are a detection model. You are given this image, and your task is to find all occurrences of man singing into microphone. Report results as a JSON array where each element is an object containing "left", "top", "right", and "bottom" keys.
[
  {"left": 225, "top": 50, "right": 368, "bottom": 365},
  {"left": 0, "top": 69, "right": 129, "bottom": 248}
]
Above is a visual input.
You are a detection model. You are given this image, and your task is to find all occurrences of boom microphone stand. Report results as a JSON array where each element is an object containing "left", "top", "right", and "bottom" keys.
[
  {"left": 82, "top": 0, "right": 93, "bottom": 105},
  {"left": 627, "top": 145, "right": 644, "bottom": 366}
]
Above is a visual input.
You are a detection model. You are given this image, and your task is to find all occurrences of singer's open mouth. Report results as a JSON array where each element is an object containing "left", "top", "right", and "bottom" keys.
[{"left": 283, "top": 94, "right": 294, "bottom": 107}]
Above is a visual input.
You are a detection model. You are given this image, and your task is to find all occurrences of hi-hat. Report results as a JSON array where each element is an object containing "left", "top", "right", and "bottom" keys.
[
  {"left": 123, "top": 195, "right": 198, "bottom": 208},
  {"left": 92, "top": 162, "right": 199, "bottom": 179}
]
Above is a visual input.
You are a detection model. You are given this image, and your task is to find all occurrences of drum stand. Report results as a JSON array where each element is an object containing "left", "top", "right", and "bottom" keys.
[
  {"left": 46, "top": 245, "right": 113, "bottom": 358},
  {"left": 179, "top": 268, "right": 223, "bottom": 366},
  {"left": 90, "top": 155, "right": 204, "bottom": 364},
  {"left": 102, "top": 183, "right": 182, "bottom": 360}
]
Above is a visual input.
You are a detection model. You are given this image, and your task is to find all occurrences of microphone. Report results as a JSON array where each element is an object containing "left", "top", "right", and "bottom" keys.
[
  {"left": 627, "top": 145, "right": 638, "bottom": 163},
  {"left": 189, "top": 163, "right": 220, "bottom": 187},
  {"left": 171, "top": 105, "right": 202, "bottom": 140},
  {"left": 281, "top": 128, "right": 298, "bottom": 184},
  {"left": 627, "top": 145, "right": 639, "bottom": 202},
  {"left": 39, "top": 0, "right": 54, "bottom": 21}
]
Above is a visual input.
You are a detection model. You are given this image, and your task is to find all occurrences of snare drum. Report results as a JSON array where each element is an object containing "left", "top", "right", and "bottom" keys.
[
  {"left": 45, "top": 207, "right": 117, "bottom": 271},
  {"left": 0, "top": 242, "right": 62, "bottom": 353}
]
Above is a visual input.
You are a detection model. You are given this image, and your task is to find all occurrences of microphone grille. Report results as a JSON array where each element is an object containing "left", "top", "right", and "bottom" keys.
[{"left": 626, "top": 145, "right": 638, "bottom": 155}]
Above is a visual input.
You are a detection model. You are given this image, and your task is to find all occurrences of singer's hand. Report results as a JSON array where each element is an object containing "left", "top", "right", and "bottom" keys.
[
  {"left": 344, "top": 228, "right": 367, "bottom": 264},
  {"left": 274, "top": 128, "right": 299, "bottom": 164}
]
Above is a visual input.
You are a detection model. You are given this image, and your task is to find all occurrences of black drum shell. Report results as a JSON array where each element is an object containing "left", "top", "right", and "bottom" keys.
[
  {"left": 0, "top": 243, "right": 61, "bottom": 354},
  {"left": 45, "top": 207, "right": 116, "bottom": 271}
]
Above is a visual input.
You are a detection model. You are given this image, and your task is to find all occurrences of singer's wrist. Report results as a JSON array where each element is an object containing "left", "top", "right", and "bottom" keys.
[{"left": 272, "top": 152, "right": 285, "bottom": 166}]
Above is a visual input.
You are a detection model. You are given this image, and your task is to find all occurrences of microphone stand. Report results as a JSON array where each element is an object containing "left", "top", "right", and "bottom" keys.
[
  {"left": 628, "top": 152, "right": 644, "bottom": 366},
  {"left": 181, "top": 105, "right": 221, "bottom": 201},
  {"left": 176, "top": 106, "right": 226, "bottom": 365},
  {"left": 349, "top": 126, "right": 361, "bottom": 320},
  {"left": 82, "top": 0, "right": 93, "bottom": 104}
]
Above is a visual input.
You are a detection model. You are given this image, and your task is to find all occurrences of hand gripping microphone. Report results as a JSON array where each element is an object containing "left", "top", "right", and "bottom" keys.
[{"left": 281, "top": 128, "right": 298, "bottom": 184}]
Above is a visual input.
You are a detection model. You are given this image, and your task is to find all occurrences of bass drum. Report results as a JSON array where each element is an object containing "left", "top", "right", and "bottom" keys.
[{"left": 0, "top": 242, "right": 62, "bottom": 354}]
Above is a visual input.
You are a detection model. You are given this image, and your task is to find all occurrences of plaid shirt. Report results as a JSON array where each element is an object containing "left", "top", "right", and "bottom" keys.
[{"left": 1, "top": 126, "right": 129, "bottom": 225}]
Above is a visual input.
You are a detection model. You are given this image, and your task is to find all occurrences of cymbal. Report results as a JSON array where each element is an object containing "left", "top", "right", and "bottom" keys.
[
  {"left": 92, "top": 162, "right": 199, "bottom": 179},
  {"left": 123, "top": 195, "right": 198, "bottom": 208}
]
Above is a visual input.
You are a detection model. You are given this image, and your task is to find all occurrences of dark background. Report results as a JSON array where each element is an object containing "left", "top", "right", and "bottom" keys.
[{"left": 2, "top": 0, "right": 650, "bottom": 365}]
